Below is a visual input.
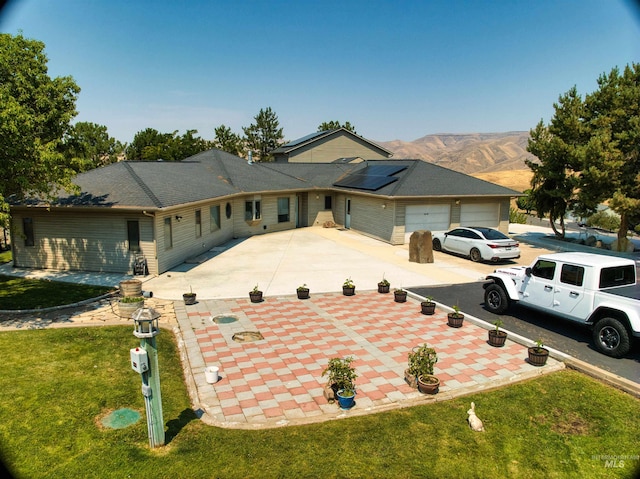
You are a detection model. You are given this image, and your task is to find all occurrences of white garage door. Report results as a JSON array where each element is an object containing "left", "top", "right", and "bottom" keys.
[
  {"left": 405, "top": 204, "right": 451, "bottom": 233},
  {"left": 460, "top": 203, "right": 499, "bottom": 228}
]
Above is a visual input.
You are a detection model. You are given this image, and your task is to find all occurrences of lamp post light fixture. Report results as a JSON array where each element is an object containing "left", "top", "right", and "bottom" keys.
[{"left": 130, "top": 307, "right": 165, "bottom": 448}]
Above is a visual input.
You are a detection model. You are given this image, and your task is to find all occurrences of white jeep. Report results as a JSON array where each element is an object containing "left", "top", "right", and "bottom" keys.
[{"left": 484, "top": 252, "right": 639, "bottom": 358}]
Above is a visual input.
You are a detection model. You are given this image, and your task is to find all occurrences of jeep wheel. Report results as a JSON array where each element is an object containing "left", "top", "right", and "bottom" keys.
[
  {"left": 484, "top": 283, "right": 509, "bottom": 314},
  {"left": 593, "top": 317, "right": 631, "bottom": 358}
]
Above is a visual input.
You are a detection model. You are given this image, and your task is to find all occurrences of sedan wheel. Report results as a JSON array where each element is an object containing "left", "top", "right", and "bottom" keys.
[
  {"left": 433, "top": 238, "right": 442, "bottom": 251},
  {"left": 470, "top": 248, "right": 482, "bottom": 262}
]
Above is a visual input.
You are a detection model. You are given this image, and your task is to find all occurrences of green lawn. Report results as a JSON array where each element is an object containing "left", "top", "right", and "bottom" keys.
[
  {"left": 1, "top": 326, "right": 639, "bottom": 479},
  {"left": 0, "top": 275, "right": 114, "bottom": 310},
  {"left": 0, "top": 250, "right": 11, "bottom": 264}
]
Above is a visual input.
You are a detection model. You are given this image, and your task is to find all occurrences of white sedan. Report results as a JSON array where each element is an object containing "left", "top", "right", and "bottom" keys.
[{"left": 432, "top": 227, "right": 520, "bottom": 263}]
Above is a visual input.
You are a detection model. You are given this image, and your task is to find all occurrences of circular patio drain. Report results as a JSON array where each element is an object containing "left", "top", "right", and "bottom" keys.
[
  {"left": 213, "top": 315, "right": 238, "bottom": 324},
  {"left": 232, "top": 331, "right": 264, "bottom": 343},
  {"left": 100, "top": 408, "right": 141, "bottom": 429}
]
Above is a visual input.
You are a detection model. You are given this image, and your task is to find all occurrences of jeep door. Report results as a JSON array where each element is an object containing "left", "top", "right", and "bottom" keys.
[
  {"left": 519, "top": 259, "right": 557, "bottom": 309},
  {"left": 552, "top": 263, "right": 589, "bottom": 319}
]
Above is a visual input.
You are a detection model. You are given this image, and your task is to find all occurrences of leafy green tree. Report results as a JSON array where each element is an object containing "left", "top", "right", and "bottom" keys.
[
  {"left": 317, "top": 120, "right": 357, "bottom": 134},
  {"left": 515, "top": 189, "right": 535, "bottom": 214},
  {"left": 213, "top": 124, "right": 243, "bottom": 156},
  {"left": 581, "top": 64, "right": 640, "bottom": 249},
  {"left": 125, "top": 128, "right": 209, "bottom": 161},
  {"left": 62, "top": 121, "right": 123, "bottom": 171},
  {"left": 172, "top": 129, "right": 210, "bottom": 159},
  {"left": 125, "top": 128, "right": 169, "bottom": 160},
  {"left": 0, "top": 33, "right": 80, "bottom": 208},
  {"left": 526, "top": 87, "right": 585, "bottom": 237},
  {"left": 243, "top": 107, "right": 284, "bottom": 162}
]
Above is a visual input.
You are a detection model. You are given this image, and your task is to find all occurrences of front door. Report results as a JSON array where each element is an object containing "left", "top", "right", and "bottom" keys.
[{"left": 345, "top": 198, "right": 351, "bottom": 228}]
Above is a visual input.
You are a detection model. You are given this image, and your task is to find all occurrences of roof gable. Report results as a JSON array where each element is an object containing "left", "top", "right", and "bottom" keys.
[{"left": 271, "top": 128, "right": 393, "bottom": 158}]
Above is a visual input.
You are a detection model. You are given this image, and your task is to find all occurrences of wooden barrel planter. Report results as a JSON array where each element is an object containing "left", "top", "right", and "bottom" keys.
[
  {"left": 447, "top": 313, "right": 464, "bottom": 328},
  {"left": 488, "top": 329, "right": 507, "bottom": 347},
  {"left": 527, "top": 347, "right": 549, "bottom": 366},
  {"left": 119, "top": 279, "right": 142, "bottom": 298},
  {"left": 421, "top": 301, "right": 436, "bottom": 315},
  {"left": 394, "top": 290, "right": 407, "bottom": 303}
]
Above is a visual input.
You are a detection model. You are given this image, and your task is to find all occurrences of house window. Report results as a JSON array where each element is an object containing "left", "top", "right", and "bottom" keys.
[
  {"left": 23, "top": 218, "right": 34, "bottom": 247},
  {"left": 164, "top": 217, "right": 173, "bottom": 250},
  {"left": 195, "top": 209, "right": 202, "bottom": 238},
  {"left": 245, "top": 199, "right": 261, "bottom": 221},
  {"left": 277, "top": 197, "right": 290, "bottom": 223},
  {"left": 210, "top": 205, "right": 220, "bottom": 231},
  {"left": 324, "top": 195, "right": 332, "bottom": 210},
  {"left": 127, "top": 220, "right": 140, "bottom": 252}
]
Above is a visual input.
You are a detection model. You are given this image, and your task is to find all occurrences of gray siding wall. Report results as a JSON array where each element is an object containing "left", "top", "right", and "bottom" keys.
[
  {"left": 288, "top": 134, "right": 388, "bottom": 163},
  {"left": 231, "top": 193, "right": 297, "bottom": 238},
  {"left": 11, "top": 210, "right": 155, "bottom": 274},
  {"left": 333, "top": 194, "right": 398, "bottom": 244},
  {"left": 156, "top": 200, "right": 234, "bottom": 274}
]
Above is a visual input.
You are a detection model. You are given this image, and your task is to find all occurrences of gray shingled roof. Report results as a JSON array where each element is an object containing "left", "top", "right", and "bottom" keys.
[{"left": 12, "top": 150, "right": 521, "bottom": 210}]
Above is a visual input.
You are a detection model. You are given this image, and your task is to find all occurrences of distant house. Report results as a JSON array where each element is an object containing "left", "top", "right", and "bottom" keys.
[
  {"left": 9, "top": 130, "right": 521, "bottom": 276},
  {"left": 271, "top": 128, "right": 393, "bottom": 163}
]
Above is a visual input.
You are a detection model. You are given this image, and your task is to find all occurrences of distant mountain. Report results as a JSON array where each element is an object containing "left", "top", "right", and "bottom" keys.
[{"left": 377, "top": 131, "right": 536, "bottom": 175}]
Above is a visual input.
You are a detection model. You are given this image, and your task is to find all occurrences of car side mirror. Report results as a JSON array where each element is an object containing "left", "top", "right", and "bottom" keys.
[{"left": 525, "top": 267, "right": 532, "bottom": 277}]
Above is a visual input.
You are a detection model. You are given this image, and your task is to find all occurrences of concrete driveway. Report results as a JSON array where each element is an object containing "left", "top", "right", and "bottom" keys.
[{"left": 143, "top": 226, "right": 547, "bottom": 301}]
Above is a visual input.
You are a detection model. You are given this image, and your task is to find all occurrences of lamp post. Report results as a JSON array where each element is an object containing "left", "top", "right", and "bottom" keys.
[{"left": 130, "top": 307, "right": 165, "bottom": 448}]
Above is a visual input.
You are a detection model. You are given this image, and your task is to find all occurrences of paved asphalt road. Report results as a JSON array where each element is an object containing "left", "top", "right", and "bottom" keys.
[{"left": 409, "top": 282, "right": 640, "bottom": 384}]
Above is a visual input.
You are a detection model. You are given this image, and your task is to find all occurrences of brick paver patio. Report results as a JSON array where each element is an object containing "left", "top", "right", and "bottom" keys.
[{"left": 176, "top": 290, "right": 563, "bottom": 428}]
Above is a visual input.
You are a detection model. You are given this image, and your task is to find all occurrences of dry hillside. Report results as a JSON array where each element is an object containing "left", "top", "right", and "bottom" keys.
[
  {"left": 472, "top": 169, "right": 533, "bottom": 193},
  {"left": 378, "top": 131, "right": 537, "bottom": 176}
]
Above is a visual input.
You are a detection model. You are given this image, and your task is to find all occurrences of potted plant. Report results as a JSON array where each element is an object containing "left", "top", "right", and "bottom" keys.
[
  {"left": 342, "top": 277, "right": 356, "bottom": 296},
  {"left": 183, "top": 285, "right": 197, "bottom": 305},
  {"left": 118, "top": 295, "right": 145, "bottom": 318},
  {"left": 488, "top": 320, "right": 508, "bottom": 347},
  {"left": 421, "top": 296, "right": 436, "bottom": 315},
  {"left": 447, "top": 304, "right": 464, "bottom": 328},
  {"left": 407, "top": 344, "right": 439, "bottom": 394},
  {"left": 394, "top": 287, "right": 407, "bottom": 303},
  {"left": 528, "top": 339, "right": 549, "bottom": 366},
  {"left": 377, "top": 275, "right": 390, "bottom": 293},
  {"left": 296, "top": 283, "right": 310, "bottom": 300},
  {"left": 249, "top": 284, "right": 263, "bottom": 303},
  {"left": 322, "top": 356, "right": 357, "bottom": 409}
]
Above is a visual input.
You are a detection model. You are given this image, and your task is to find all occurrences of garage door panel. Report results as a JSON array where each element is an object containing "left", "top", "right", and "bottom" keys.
[
  {"left": 406, "top": 204, "right": 451, "bottom": 232},
  {"left": 460, "top": 203, "right": 499, "bottom": 227}
]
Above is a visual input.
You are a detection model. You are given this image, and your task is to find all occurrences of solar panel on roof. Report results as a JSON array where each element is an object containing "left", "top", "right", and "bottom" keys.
[
  {"left": 365, "top": 165, "right": 407, "bottom": 176},
  {"left": 332, "top": 163, "right": 406, "bottom": 191},
  {"left": 282, "top": 131, "right": 328, "bottom": 148},
  {"left": 334, "top": 175, "right": 399, "bottom": 191}
]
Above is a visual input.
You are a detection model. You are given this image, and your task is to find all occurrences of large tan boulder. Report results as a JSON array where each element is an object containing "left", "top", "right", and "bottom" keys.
[
  {"left": 611, "top": 237, "right": 635, "bottom": 253},
  {"left": 409, "top": 230, "right": 434, "bottom": 264}
]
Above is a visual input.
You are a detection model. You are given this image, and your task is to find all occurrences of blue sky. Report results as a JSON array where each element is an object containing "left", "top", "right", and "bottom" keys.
[{"left": 1, "top": 0, "right": 639, "bottom": 144}]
